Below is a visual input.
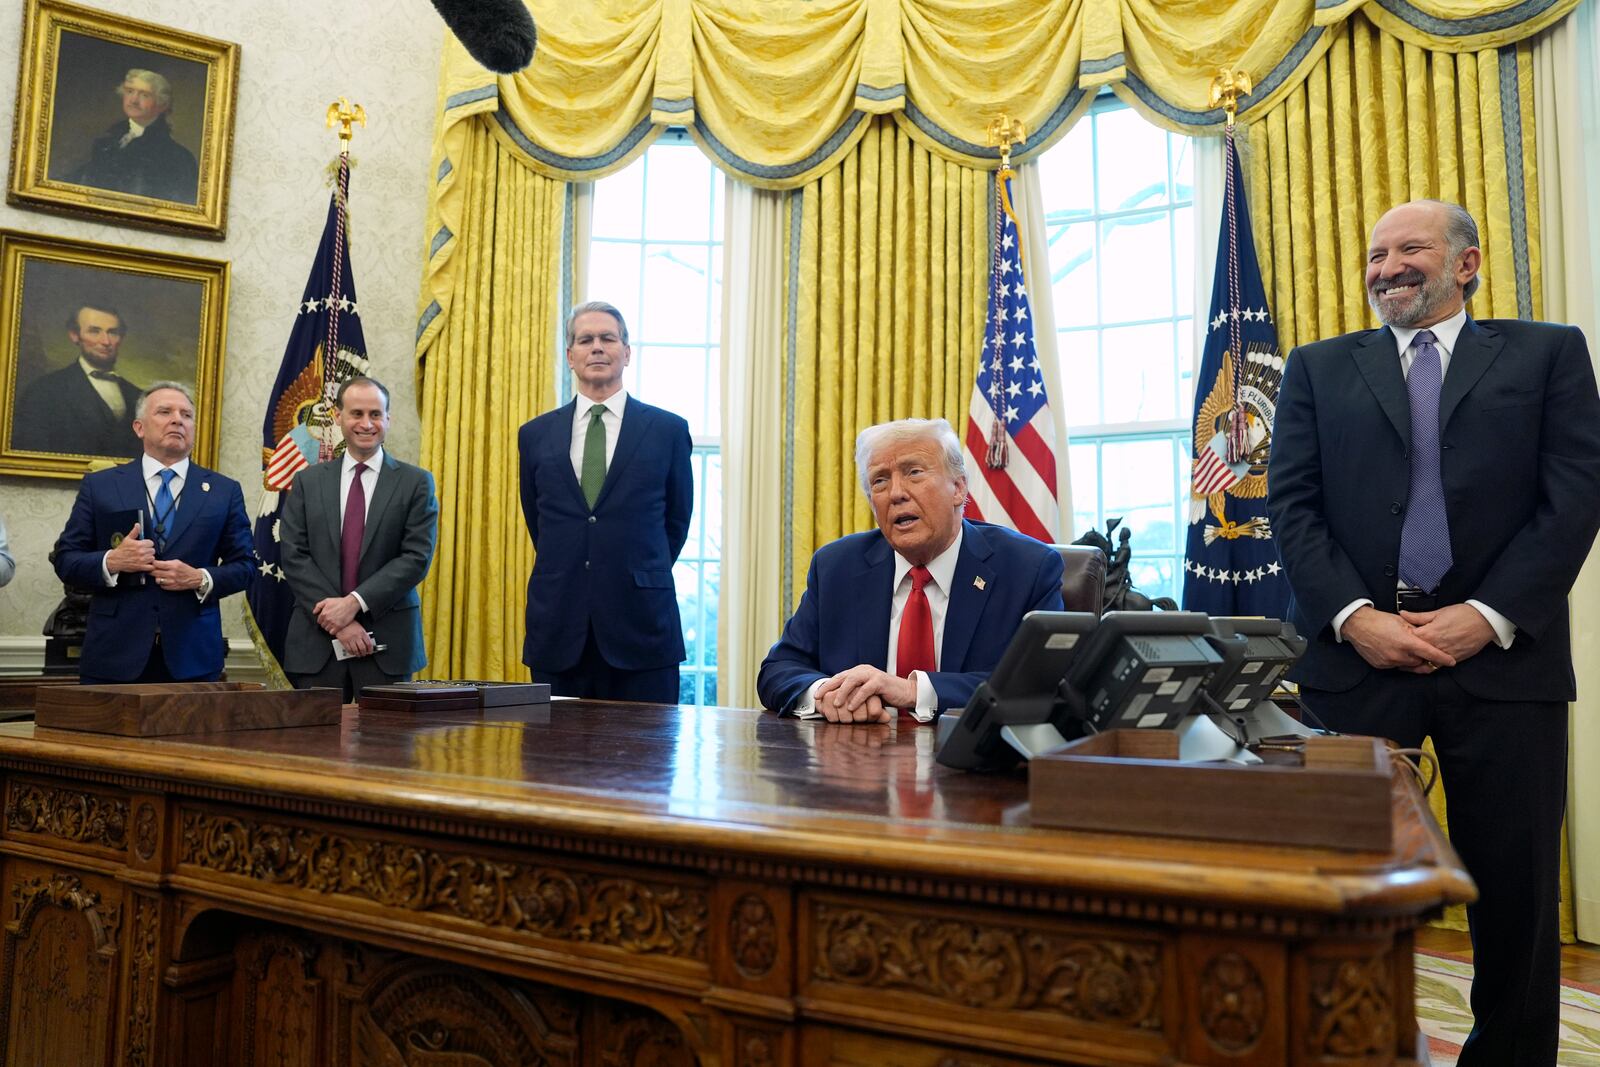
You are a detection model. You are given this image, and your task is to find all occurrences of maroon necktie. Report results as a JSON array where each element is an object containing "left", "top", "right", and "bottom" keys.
[
  {"left": 341, "top": 462, "right": 367, "bottom": 595},
  {"left": 897, "top": 565, "right": 937, "bottom": 679}
]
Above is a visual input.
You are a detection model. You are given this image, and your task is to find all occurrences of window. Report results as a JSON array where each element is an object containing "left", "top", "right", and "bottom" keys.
[
  {"left": 585, "top": 133, "right": 723, "bottom": 705},
  {"left": 1037, "top": 97, "right": 1195, "bottom": 603}
]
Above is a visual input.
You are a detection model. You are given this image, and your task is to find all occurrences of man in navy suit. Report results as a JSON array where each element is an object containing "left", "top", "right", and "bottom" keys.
[
  {"left": 758, "top": 418, "right": 1064, "bottom": 722},
  {"left": 1268, "top": 199, "right": 1600, "bottom": 1067},
  {"left": 53, "top": 382, "right": 255, "bottom": 684},
  {"left": 518, "top": 301, "right": 693, "bottom": 702}
]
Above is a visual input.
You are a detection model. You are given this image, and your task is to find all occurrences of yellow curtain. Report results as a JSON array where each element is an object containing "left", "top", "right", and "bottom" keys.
[
  {"left": 781, "top": 117, "right": 988, "bottom": 612},
  {"left": 1238, "top": 20, "right": 1573, "bottom": 940},
  {"left": 417, "top": 115, "right": 566, "bottom": 680}
]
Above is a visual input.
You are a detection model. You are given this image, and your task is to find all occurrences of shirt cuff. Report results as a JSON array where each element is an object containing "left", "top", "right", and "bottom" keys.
[
  {"left": 101, "top": 553, "right": 118, "bottom": 587},
  {"left": 1466, "top": 599, "right": 1517, "bottom": 649},
  {"left": 909, "top": 671, "right": 936, "bottom": 722},
  {"left": 194, "top": 570, "right": 213, "bottom": 602},
  {"left": 793, "top": 678, "right": 827, "bottom": 718},
  {"left": 1332, "top": 599, "right": 1373, "bottom": 642},
  {"left": 351, "top": 590, "right": 369, "bottom": 614}
]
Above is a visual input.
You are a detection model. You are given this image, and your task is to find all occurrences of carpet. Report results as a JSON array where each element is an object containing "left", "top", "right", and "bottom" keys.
[{"left": 1414, "top": 951, "right": 1600, "bottom": 1065}]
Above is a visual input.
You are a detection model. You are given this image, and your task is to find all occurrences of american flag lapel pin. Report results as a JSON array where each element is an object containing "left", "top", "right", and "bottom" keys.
[
  {"left": 202, "top": 481, "right": 211, "bottom": 492},
  {"left": 973, "top": 576, "right": 986, "bottom": 591}
]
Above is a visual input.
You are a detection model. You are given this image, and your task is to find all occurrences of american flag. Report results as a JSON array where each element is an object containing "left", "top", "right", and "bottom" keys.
[
  {"left": 243, "top": 154, "right": 369, "bottom": 676},
  {"left": 962, "top": 170, "right": 1060, "bottom": 543}
]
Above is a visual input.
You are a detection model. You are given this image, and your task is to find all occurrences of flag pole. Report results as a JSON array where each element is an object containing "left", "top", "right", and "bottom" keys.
[
  {"left": 1207, "top": 70, "right": 1253, "bottom": 465},
  {"left": 984, "top": 114, "right": 1026, "bottom": 470},
  {"left": 319, "top": 98, "right": 365, "bottom": 462}
]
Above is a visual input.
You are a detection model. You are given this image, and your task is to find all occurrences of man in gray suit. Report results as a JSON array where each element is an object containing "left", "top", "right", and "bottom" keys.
[{"left": 279, "top": 376, "right": 439, "bottom": 698}]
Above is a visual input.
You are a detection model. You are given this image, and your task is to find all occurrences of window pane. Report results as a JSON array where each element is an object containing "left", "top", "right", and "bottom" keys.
[
  {"left": 1101, "top": 322, "right": 1177, "bottom": 424},
  {"left": 1059, "top": 330, "right": 1100, "bottom": 426},
  {"left": 1174, "top": 206, "right": 1194, "bottom": 317},
  {"left": 1039, "top": 120, "right": 1094, "bottom": 218},
  {"left": 1096, "top": 107, "right": 1170, "bottom": 212},
  {"left": 1101, "top": 438, "right": 1178, "bottom": 555},
  {"left": 1172, "top": 135, "right": 1194, "bottom": 204},
  {"left": 1099, "top": 212, "right": 1172, "bottom": 323},
  {"left": 641, "top": 244, "right": 712, "bottom": 345},
  {"left": 1129, "top": 556, "right": 1179, "bottom": 604},
  {"left": 1045, "top": 221, "right": 1096, "bottom": 328},
  {"left": 703, "top": 561, "right": 720, "bottom": 666},
  {"left": 588, "top": 243, "right": 642, "bottom": 332},
  {"left": 643, "top": 148, "right": 714, "bottom": 242},
  {"left": 592, "top": 164, "right": 644, "bottom": 240}
]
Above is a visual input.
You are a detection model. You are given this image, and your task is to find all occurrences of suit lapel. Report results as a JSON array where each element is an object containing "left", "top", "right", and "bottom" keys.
[
  {"left": 595, "top": 396, "right": 649, "bottom": 510},
  {"left": 319, "top": 460, "right": 343, "bottom": 560},
  {"left": 1352, "top": 328, "right": 1411, "bottom": 446},
  {"left": 941, "top": 522, "right": 993, "bottom": 671},
  {"left": 857, "top": 535, "right": 896, "bottom": 669},
  {"left": 359, "top": 453, "right": 401, "bottom": 559},
  {"left": 1440, "top": 319, "right": 1503, "bottom": 431},
  {"left": 117, "top": 460, "right": 147, "bottom": 518},
  {"left": 552, "top": 400, "right": 587, "bottom": 506},
  {"left": 162, "top": 463, "right": 207, "bottom": 549}
]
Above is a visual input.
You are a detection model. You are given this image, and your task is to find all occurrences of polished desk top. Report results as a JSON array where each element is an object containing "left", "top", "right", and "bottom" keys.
[{"left": 0, "top": 698, "right": 1472, "bottom": 917}]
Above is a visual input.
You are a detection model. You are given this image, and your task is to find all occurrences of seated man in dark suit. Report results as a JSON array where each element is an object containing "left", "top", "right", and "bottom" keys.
[
  {"left": 758, "top": 417, "right": 1064, "bottom": 722},
  {"left": 12, "top": 303, "right": 143, "bottom": 458},
  {"left": 52, "top": 381, "right": 254, "bottom": 684}
]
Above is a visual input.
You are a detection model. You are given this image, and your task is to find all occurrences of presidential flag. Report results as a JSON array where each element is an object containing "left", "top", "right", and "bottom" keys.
[
  {"left": 962, "top": 169, "right": 1060, "bottom": 543},
  {"left": 1181, "top": 131, "right": 1290, "bottom": 617},
  {"left": 243, "top": 156, "right": 369, "bottom": 676}
]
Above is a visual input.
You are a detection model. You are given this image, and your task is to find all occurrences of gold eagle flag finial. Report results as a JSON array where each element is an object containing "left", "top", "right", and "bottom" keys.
[
  {"left": 325, "top": 97, "right": 367, "bottom": 152},
  {"left": 1208, "top": 68, "right": 1253, "bottom": 128},
  {"left": 986, "top": 114, "right": 1026, "bottom": 171}
]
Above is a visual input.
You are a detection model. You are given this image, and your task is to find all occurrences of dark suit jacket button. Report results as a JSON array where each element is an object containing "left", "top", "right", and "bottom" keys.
[
  {"left": 588, "top": 515, "right": 597, "bottom": 524},
  {"left": 1390, "top": 502, "right": 1402, "bottom": 514},
  {"left": 1384, "top": 563, "right": 1396, "bottom": 577},
  {"left": 585, "top": 561, "right": 591, "bottom": 570}
]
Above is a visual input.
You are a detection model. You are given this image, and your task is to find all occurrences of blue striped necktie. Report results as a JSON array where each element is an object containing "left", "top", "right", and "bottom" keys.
[{"left": 1398, "top": 330, "right": 1452, "bottom": 592}]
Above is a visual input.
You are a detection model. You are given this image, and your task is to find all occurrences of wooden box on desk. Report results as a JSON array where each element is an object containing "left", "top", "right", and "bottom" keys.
[
  {"left": 34, "top": 682, "right": 342, "bottom": 736},
  {"left": 1029, "top": 730, "right": 1394, "bottom": 852}
]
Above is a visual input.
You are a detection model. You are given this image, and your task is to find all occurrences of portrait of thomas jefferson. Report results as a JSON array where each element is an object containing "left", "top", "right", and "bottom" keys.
[{"left": 45, "top": 31, "right": 208, "bottom": 207}]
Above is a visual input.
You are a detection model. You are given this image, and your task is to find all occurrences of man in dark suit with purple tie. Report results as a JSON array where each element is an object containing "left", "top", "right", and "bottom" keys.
[
  {"left": 52, "top": 382, "right": 254, "bottom": 683},
  {"left": 1268, "top": 199, "right": 1600, "bottom": 1066},
  {"left": 518, "top": 301, "right": 694, "bottom": 703}
]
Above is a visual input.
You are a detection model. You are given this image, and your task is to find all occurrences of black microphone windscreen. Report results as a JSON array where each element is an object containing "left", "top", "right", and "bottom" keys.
[{"left": 430, "top": 0, "right": 537, "bottom": 75}]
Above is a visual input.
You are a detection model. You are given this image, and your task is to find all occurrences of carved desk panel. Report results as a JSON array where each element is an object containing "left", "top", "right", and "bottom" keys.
[{"left": 0, "top": 700, "right": 1470, "bottom": 1067}]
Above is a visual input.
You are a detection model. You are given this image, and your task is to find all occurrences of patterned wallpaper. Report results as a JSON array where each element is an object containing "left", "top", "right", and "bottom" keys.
[{"left": 0, "top": 0, "right": 445, "bottom": 648}]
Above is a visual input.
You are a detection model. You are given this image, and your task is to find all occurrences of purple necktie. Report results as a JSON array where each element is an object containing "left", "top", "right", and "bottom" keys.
[
  {"left": 341, "top": 462, "right": 367, "bottom": 595},
  {"left": 1398, "top": 331, "right": 1452, "bottom": 592}
]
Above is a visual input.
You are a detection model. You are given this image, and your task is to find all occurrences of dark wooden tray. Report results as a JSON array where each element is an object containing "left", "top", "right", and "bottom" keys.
[
  {"left": 359, "top": 681, "right": 551, "bottom": 712},
  {"left": 1029, "top": 730, "right": 1394, "bottom": 852},
  {"left": 34, "top": 683, "right": 342, "bottom": 737}
]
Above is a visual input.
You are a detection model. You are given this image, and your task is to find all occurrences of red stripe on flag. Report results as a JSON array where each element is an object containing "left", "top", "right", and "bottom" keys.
[
  {"left": 963, "top": 418, "right": 1052, "bottom": 542},
  {"left": 1011, "top": 418, "right": 1057, "bottom": 488}
]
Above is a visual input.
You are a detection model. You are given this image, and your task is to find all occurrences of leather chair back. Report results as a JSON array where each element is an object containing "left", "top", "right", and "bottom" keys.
[{"left": 1052, "top": 545, "right": 1106, "bottom": 614}]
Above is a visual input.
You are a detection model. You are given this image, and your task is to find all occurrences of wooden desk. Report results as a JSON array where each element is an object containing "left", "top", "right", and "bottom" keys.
[{"left": 0, "top": 700, "right": 1471, "bottom": 1066}]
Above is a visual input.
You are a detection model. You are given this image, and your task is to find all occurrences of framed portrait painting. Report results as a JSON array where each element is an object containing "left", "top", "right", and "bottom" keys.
[
  {"left": 8, "top": 0, "right": 240, "bottom": 238},
  {"left": 0, "top": 229, "right": 229, "bottom": 479}
]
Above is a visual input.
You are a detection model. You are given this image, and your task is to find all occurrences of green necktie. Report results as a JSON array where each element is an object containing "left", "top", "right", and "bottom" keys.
[{"left": 581, "top": 404, "right": 607, "bottom": 508}]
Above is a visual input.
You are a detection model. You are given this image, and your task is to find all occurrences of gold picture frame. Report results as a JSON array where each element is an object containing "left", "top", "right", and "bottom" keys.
[
  {"left": 0, "top": 229, "right": 230, "bottom": 479},
  {"left": 7, "top": 0, "right": 240, "bottom": 239}
]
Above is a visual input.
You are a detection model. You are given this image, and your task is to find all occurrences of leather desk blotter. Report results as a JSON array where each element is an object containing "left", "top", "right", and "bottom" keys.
[
  {"left": 34, "top": 682, "right": 342, "bottom": 736},
  {"left": 357, "top": 681, "right": 551, "bottom": 712}
]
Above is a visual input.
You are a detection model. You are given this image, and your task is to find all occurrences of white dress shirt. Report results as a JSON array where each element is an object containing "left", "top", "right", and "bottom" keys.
[
  {"left": 102, "top": 454, "right": 213, "bottom": 600},
  {"left": 340, "top": 447, "right": 383, "bottom": 612},
  {"left": 1332, "top": 306, "right": 1515, "bottom": 649},
  {"left": 117, "top": 118, "right": 148, "bottom": 149},
  {"left": 79, "top": 356, "right": 128, "bottom": 418},
  {"left": 569, "top": 389, "right": 627, "bottom": 480},
  {"left": 796, "top": 527, "right": 964, "bottom": 722}
]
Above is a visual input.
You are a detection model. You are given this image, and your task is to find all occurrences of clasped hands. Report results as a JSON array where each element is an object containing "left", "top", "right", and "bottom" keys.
[
  {"left": 314, "top": 595, "right": 373, "bottom": 656},
  {"left": 104, "top": 521, "right": 204, "bottom": 591},
  {"left": 812, "top": 664, "right": 919, "bottom": 724},
  {"left": 1342, "top": 603, "right": 1494, "bottom": 674}
]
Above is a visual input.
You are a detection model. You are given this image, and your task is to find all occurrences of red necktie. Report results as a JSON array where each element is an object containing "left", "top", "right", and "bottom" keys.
[
  {"left": 340, "top": 462, "right": 367, "bottom": 595},
  {"left": 897, "top": 565, "right": 937, "bottom": 678}
]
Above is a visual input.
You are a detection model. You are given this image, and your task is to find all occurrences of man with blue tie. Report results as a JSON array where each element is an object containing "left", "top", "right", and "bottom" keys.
[
  {"left": 758, "top": 418, "right": 1065, "bottom": 722},
  {"left": 53, "top": 382, "right": 254, "bottom": 684},
  {"left": 1268, "top": 199, "right": 1600, "bottom": 1067},
  {"left": 518, "top": 301, "right": 694, "bottom": 703}
]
